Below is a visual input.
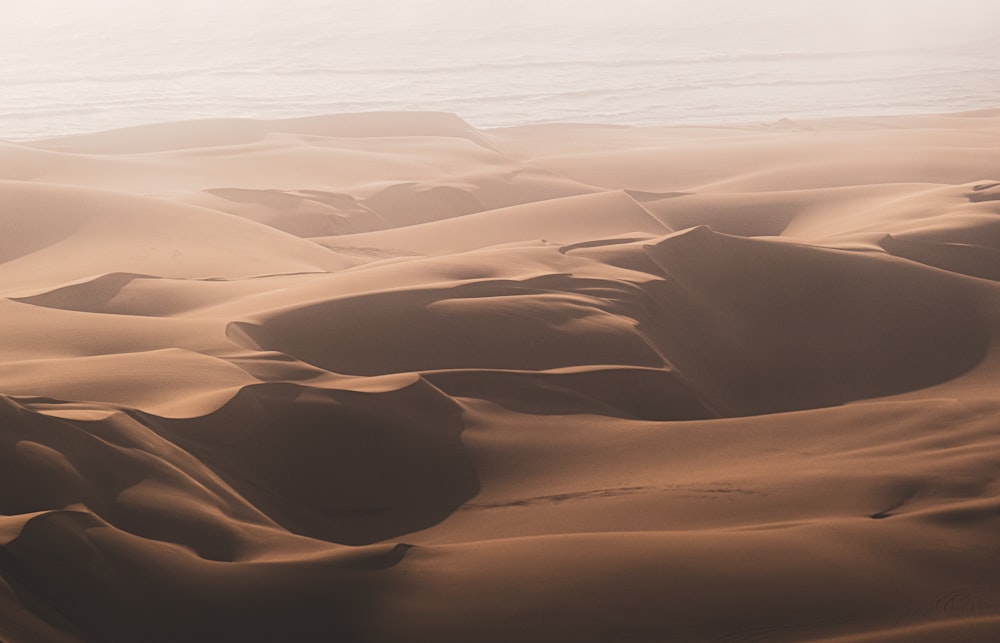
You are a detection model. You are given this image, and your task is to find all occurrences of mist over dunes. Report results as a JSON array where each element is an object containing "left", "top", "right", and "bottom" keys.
[
  {"left": 3, "top": 0, "right": 1000, "bottom": 139},
  {"left": 0, "top": 109, "right": 999, "bottom": 641}
]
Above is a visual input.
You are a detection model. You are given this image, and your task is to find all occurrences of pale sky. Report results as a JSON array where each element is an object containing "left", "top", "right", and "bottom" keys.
[
  {"left": 2, "top": 0, "right": 998, "bottom": 137},
  {"left": 4, "top": 0, "right": 999, "bottom": 55}
]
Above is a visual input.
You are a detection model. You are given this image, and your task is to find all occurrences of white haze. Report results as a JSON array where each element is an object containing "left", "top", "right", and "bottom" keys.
[{"left": 1, "top": 0, "right": 998, "bottom": 138}]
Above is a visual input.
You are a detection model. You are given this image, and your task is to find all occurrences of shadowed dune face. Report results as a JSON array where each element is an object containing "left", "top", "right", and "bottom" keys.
[
  {"left": 0, "top": 379, "right": 476, "bottom": 553},
  {"left": 969, "top": 181, "right": 1000, "bottom": 202},
  {"left": 0, "top": 396, "right": 273, "bottom": 564},
  {"left": 3, "top": 111, "right": 1000, "bottom": 642},
  {"left": 421, "top": 367, "right": 715, "bottom": 421},
  {"left": 232, "top": 228, "right": 991, "bottom": 418},
  {"left": 880, "top": 234, "right": 1000, "bottom": 282},
  {"left": 228, "top": 278, "right": 667, "bottom": 376},
  {"left": 142, "top": 381, "right": 478, "bottom": 546},
  {"left": 1, "top": 510, "right": 390, "bottom": 643},
  {"left": 640, "top": 228, "right": 992, "bottom": 415}
]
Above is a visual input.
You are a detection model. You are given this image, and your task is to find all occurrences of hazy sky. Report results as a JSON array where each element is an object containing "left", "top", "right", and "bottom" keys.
[
  {"left": 5, "top": 0, "right": 999, "bottom": 58},
  {"left": 2, "top": 0, "right": 998, "bottom": 136}
]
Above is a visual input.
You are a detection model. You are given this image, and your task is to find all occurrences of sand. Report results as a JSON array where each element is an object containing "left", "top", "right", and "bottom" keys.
[{"left": 1, "top": 109, "right": 1000, "bottom": 641}]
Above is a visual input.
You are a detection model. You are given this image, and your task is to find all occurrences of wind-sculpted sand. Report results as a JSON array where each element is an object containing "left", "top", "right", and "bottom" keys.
[{"left": 2, "top": 109, "right": 1000, "bottom": 641}]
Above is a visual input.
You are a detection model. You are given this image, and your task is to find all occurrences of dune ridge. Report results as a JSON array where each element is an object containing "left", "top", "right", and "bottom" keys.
[{"left": 1, "top": 110, "right": 1000, "bottom": 641}]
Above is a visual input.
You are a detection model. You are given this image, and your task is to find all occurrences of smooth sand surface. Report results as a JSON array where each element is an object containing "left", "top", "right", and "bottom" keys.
[{"left": 2, "top": 110, "right": 1000, "bottom": 641}]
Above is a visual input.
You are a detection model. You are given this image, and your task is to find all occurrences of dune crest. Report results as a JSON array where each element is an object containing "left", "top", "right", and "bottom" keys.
[{"left": 2, "top": 111, "right": 1000, "bottom": 641}]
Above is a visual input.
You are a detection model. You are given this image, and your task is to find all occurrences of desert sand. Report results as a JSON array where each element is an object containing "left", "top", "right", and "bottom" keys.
[{"left": 1, "top": 109, "right": 1000, "bottom": 641}]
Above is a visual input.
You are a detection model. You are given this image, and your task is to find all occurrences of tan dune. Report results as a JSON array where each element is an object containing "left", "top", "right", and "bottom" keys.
[
  {"left": 1, "top": 110, "right": 1000, "bottom": 642},
  {"left": 0, "top": 180, "right": 357, "bottom": 292},
  {"left": 314, "top": 189, "right": 668, "bottom": 255}
]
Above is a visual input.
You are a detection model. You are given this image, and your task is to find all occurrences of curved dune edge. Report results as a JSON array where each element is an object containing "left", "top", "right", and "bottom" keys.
[
  {"left": 1, "top": 110, "right": 1000, "bottom": 641},
  {"left": 814, "top": 617, "right": 1000, "bottom": 643}
]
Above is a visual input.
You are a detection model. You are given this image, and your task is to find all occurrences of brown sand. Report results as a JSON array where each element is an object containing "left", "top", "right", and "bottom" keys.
[{"left": 2, "top": 110, "right": 1000, "bottom": 641}]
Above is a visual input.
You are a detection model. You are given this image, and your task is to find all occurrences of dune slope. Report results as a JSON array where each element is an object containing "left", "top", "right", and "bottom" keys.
[{"left": 2, "top": 110, "right": 1000, "bottom": 642}]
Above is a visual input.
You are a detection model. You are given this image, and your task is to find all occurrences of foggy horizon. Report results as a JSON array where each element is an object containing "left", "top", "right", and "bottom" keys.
[{"left": 2, "top": 0, "right": 999, "bottom": 138}]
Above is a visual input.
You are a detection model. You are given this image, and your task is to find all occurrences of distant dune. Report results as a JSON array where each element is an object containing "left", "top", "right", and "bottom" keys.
[{"left": 2, "top": 110, "right": 1000, "bottom": 642}]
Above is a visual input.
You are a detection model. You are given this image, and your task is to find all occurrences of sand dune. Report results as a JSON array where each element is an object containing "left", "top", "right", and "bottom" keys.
[
  {"left": 315, "top": 189, "right": 668, "bottom": 255},
  {"left": 2, "top": 110, "right": 1000, "bottom": 641},
  {"left": 0, "top": 181, "right": 357, "bottom": 292}
]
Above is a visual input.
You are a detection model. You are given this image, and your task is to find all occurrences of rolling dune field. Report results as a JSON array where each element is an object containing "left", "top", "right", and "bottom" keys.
[{"left": 1, "top": 109, "right": 1000, "bottom": 641}]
